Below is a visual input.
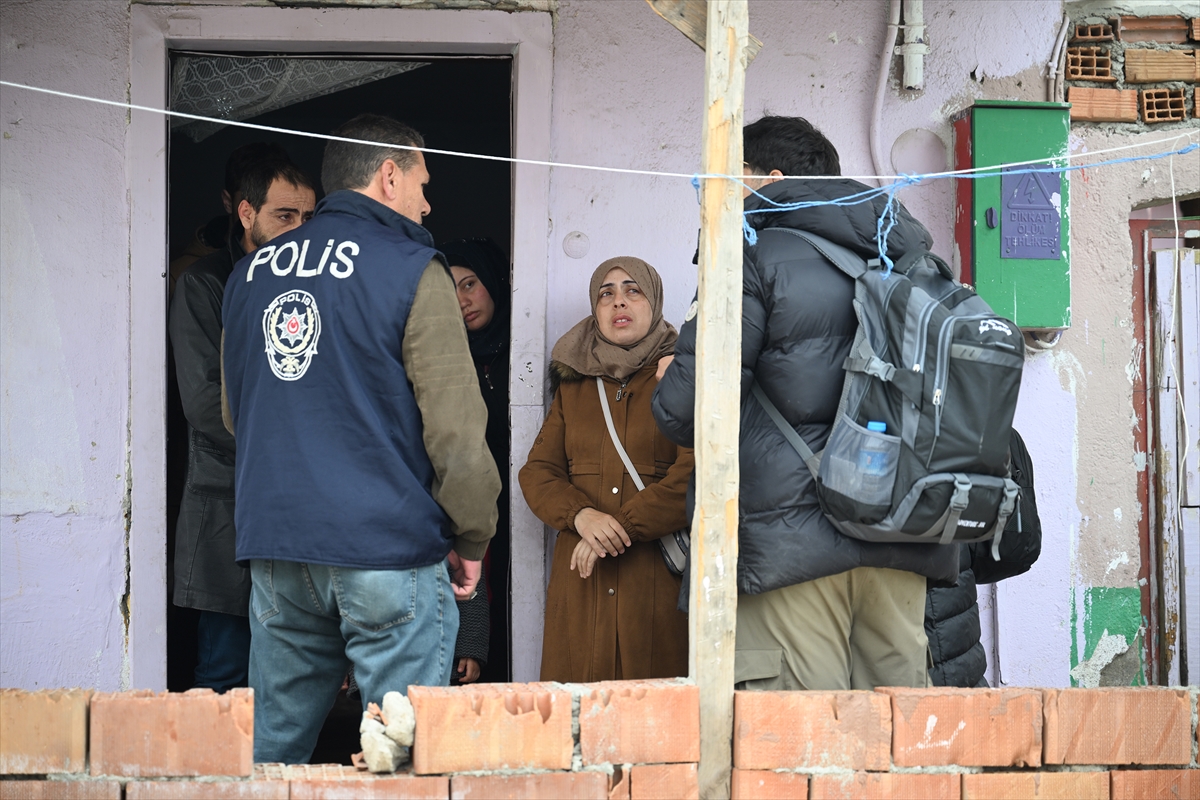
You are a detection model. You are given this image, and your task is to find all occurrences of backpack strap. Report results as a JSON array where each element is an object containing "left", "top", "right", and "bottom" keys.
[
  {"left": 941, "top": 474, "right": 973, "bottom": 544},
  {"left": 988, "top": 479, "right": 1020, "bottom": 560},
  {"left": 762, "top": 228, "right": 877, "bottom": 279},
  {"left": 842, "top": 337, "right": 924, "bottom": 407},
  {"left": 751, "top": 382, "right": 821, "bottom": 479}
]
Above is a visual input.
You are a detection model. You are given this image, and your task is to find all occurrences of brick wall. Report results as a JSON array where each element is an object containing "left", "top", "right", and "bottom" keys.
[
  {"left": 1065, "top": 14, "right": 1199, "bottom": 124},
  {"left": 2, "top": 683, "right": 1197, "bottom": 799}
]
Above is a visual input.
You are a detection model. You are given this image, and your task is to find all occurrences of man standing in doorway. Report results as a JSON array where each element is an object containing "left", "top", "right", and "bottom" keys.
[
  {"left": 170, "top": 150, "right": 316, "bottom": 693},
  {"left": 652, "top": 116, "right": 959, "bottom": 691},
  {"left": 222, "top": 114, "right": 500, "bottom": 764}
]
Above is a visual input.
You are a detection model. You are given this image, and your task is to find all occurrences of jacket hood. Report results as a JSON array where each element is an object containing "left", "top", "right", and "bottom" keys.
[{"left": 744, "top": 178, "right": 933, "bottom": 262}]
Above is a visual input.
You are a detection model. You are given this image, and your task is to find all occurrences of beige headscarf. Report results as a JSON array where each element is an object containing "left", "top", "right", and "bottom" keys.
[{"left": 551, "top": 256, "right": 678, "bottom": 381}]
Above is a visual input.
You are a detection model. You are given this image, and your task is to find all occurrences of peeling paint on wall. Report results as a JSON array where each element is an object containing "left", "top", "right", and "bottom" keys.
[{"left": 1070, "top": 586, "right": 1146, "bottom": 687}]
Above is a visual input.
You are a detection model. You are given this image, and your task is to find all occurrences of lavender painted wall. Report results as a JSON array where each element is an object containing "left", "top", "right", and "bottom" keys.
[
  {"left": 1, "top": 0, "right": 132, "bottom": 690},
  {"left": 2, "top": 0, "right": 1189, "bottom": 690}
]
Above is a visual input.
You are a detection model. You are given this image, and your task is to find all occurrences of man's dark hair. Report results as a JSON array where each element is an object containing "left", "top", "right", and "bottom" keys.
[
  {"left": 321, "top": 114, "right": 425, "bottom": 193},
  {"left": 239, "top": 158, "right": 315, "bottom": 212},
  {"left": 225, "top": 142, "right": 290, "bottom": 200},
  {"left": 743, "top": 116, "right": 841, "bottom": 178}
]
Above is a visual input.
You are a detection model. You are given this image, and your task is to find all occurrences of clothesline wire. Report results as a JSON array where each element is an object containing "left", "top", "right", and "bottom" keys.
[{"left": 2, "top": 79, "right": 1197, "bottom": 184}]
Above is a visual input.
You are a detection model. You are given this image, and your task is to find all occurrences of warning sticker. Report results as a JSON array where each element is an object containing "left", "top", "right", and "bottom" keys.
[{"left": 1000, "top": 164, "right": 1061, "bottom": 260}]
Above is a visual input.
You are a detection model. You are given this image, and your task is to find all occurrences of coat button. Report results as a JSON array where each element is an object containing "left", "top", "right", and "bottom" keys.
[
  {"left": 608, "top": 589, "right": 615, "bottom": 596},
  {"left": 612, "top": 487, "right": 619, "bottom": 494}
]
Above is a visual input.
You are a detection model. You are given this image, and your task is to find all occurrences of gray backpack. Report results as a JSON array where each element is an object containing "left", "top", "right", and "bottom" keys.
[{"left": 753, "top": 229, "right": 1023, "bottom": 559}]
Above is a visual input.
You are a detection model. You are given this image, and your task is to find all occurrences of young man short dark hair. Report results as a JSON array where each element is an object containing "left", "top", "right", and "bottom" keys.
[
  {"left": 653, "top": 116, "right": 959, "bottom": 691},
  {"left": 169, "top": 149, "right": 315, "bottom": 694}
]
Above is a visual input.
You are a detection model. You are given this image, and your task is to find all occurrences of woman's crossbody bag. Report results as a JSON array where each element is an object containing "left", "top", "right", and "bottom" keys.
[{"left": 596, "top": 377, "right": 690, "bottom": 576}]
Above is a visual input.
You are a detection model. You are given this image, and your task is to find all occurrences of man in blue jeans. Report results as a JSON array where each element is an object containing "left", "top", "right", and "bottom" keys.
[{"left": 222, "top": 114, "right": 501, "bottom": 764}]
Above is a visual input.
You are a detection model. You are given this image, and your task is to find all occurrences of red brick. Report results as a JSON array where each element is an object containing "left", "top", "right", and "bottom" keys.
[
  {"left": 734, "top": 691, "right": 890, "bottom": 771},
  {"left": 1112, "top": 15, "right": 1190, "bottom": 43},
  {"left": 962, "top": 771, "right": 1108, "bottom": 799},
  {"left": 1068, "top": 88, "right": 1138, "bottom": 123},
  {"left": 0, "top": 782, "right": 120, "bottom": 800},
  {"left": 0, "top": 689, "right": 91, "bottom": 774},
  {"left": 1110, "top": 769, "right": 1200, "bottom": 799},
  {"left": 125, "top": 780, "right": 290, "bottom": 800},
  {"left": 882, "top": 688, "right": 1041, "bottom": 768},
  {"left": 579, "top": 680, "right": 699, "bottom": 766},
  {"left": 1042, "top": 688, "right": 1190, "bottom": 766},
  {"left": 450, "top": 772, "right": 609, "bottom": 799},
  {"left": 291, "top": 774, "right": 449, "bottom": 800},
  {"left": 731, "top": 770, "right": 808, "bottom": 800},
  {"left": 409, "top": 684, "right": 572, "bottom": 774},
  {"left": 630, "top": 763, "right": 698, "bottom": 800},
  {"left": 89, "top": 688, "right": 253, "bottom": 778},
  {"left": 810, "top": 773, "right": 958, "bottom": 800}
]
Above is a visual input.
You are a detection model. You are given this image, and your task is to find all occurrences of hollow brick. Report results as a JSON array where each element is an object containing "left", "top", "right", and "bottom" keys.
[
  {"left": 1042, "top": 688, "right": 1190, "bottom": 765},
  {"left": 125, "top": 780, "right": 289, "bottom": 800},
  {"left": 450, "top": 772, "right": 609, "bottom": 800},
  {"left": 88, "top": 688, "right": 253, "bottom": 778},
  {"left": 810, "top": 772, "right": 959, "bottom": 800},
  {"left": 730, "top": 769, "right": 809, "bottom": 800},
  {"left": 881, "top": 687, "right": 1042, "bottom": 768},
  {"left": 579, "top": 680, "right": 699, "bottom": 766},
  {"left": 1110, "top": 769, "right": 1200, "bottom": 799},
  {"left": 408, "top": 683, "right": 572, "bottom": 774},
  {"left": 0, "top": 781, "right": 120, "bottom": 800},
  {"left": 630, "top": 763, "right": 699, "bottom": 800},
  {"left": 962, "top": 771, "right": 1109, "bottom": 799},
  {"left": 0, "top": 689, "right": 91, "bottom": 774},
  {"left": 734, "top": 691, "right": 890, "bottom": 771}
]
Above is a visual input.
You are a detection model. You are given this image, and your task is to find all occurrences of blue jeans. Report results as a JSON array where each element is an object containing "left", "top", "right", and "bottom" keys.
[
  {"left": 248, "top": 559, "right": 458, "bottom": 764},
  {"left": 194, "top": 610, "right": 251, "bottom": 692}
]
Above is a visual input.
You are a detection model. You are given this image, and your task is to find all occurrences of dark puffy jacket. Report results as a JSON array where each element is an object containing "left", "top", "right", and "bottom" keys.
[
  {"left": 927, "top": 428, "right": 1042, "bottom": 687},
  {"left": 652, "top": 179, "right": 960, "bottom": 595},
  {"left": 169, "top": 235, "right": 249, "bottom": 616}
]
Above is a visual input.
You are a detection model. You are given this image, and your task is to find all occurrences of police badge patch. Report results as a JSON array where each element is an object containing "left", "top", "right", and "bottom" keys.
[{"left": 263, "top": 290, "right": 322, "bottom": 381}]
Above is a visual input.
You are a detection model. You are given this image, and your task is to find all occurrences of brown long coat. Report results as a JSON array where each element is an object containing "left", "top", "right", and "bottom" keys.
[{"left": 519, "top": 362, "right": 693, "bottom": 682}]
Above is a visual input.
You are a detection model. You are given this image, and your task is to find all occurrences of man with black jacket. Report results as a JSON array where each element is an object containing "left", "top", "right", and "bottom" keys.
[
  {"left": 169, "top": 151, "right": 315, "bottom": 692},
  {"left": 653, "top": 116, "right": 959, "bottom": 691}
]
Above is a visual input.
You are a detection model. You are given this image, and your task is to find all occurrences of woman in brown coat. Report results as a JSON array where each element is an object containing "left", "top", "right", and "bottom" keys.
[{"left": 520, "top": 257, "right": 693, "bottom": 683}]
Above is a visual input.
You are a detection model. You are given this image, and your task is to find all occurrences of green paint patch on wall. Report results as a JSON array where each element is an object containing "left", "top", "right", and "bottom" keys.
[{"left": 1070, "top": 586, "right": 1146, "bottom": 687}]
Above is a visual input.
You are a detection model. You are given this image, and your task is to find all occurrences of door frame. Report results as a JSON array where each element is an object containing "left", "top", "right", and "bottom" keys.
[{"left": 129, "top": 3, "right": 553, "bottom": 688}]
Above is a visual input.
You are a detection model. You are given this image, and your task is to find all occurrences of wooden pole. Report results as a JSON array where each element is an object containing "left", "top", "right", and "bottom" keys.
[{"left": 691, "top": 2, "right": 747, "bottom": 798}]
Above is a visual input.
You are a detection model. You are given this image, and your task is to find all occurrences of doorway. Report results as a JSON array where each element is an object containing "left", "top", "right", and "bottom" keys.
[
  {"left": 129, "top": 3, "right": 553, "bottom": 691},
  {"left": 165, "top": 53, "right": 516, "bottom": 697},
  {"left": 1129, "top": 202, "right": 1199, "bottom": 686}
]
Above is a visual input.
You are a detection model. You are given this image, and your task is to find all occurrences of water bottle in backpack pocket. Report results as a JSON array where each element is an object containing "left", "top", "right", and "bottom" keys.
[{"left": 818, "top": 418, "right": 900, "bottom": 524}]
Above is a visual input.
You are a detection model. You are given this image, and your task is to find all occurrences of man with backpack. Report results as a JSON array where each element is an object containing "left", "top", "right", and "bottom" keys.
[{"left": 653, "top": 115, "right": 1021, "bottom": 691}]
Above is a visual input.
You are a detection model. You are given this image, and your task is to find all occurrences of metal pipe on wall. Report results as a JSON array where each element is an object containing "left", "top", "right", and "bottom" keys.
[{"left": 898, "top": 0, "right": 928, "bottom": 91}]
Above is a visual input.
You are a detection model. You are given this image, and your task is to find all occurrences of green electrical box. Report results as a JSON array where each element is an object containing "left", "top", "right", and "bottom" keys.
[{"left": 952, "top": 100, "right": 1071, "bottom": 330}]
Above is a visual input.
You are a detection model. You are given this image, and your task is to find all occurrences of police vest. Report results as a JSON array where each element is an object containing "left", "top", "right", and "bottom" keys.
[{"left": 222, "top": 190, "right": 452, "bottom": 570}]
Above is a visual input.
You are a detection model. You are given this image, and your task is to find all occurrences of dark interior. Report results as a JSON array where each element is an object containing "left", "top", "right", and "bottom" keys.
[{"left": 165, "top": 54, "right": 512, "bottom": 763}]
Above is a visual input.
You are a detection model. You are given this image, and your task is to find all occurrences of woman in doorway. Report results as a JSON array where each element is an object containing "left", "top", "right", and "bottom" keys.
[
  {"left": 519, "top": 257, "right": 692, "bottom": 682},
  {"left": 441, "top": 237, "right": 512, "bottom": 683}
]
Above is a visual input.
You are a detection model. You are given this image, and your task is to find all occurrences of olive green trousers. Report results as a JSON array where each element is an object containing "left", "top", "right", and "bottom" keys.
[{"left": 735, "top": 567, "right": 930, "bottom": 691}]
